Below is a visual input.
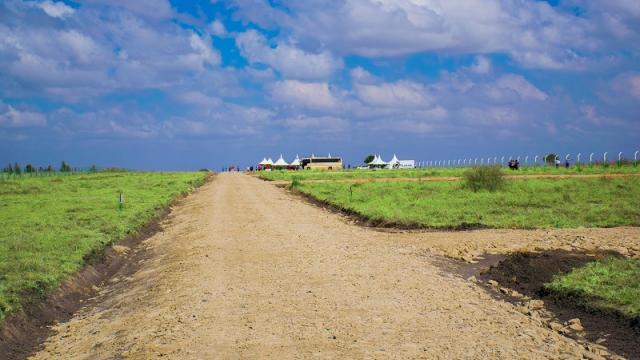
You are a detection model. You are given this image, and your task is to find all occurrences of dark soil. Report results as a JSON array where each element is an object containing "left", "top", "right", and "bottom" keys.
[
  {"left": 475, "top": 249, "right": 640, "bottom": 359},
  {"left": 0, "top": 176, "right": 213, "bottom": 360}
]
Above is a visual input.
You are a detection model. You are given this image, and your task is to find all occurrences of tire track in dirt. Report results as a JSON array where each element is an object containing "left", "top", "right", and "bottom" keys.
[{"left": 31, "top": 173, "right": 623, "bottom": 359}]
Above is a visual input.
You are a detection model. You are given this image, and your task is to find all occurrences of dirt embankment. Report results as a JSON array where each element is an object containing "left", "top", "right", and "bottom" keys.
[
  {"left": 0, "top": 175, "right": 214, "bottom": 360},
  {"left": 24, "top": 173, "right": 634, "bottom": 359}
]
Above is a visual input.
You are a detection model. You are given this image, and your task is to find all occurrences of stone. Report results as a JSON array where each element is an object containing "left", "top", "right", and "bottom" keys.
[
  {"left": 527, "top": 299, "right": 544, "bottom": 310},
  {"left": 499, "top": 287, "right": 510, "bottom": 295},
  {"left": 548, "top": 322, "right": 564, "bottom": 331},
  {"left": 567, "top": 318, "right": 584, "bottom": 332},
  {"left": 466, "top": 276, "right": 477, "bottom": 283},
  {"left": 112, "top": 245, "right": 130, "bottom": 255},
  {"left": 487, "top": 280, "right": 499, "bottom": 287}
]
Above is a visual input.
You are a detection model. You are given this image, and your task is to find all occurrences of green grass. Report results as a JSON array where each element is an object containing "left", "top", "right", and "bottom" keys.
[
  {"left": 259, "top": 165, "right": 640, "bottom": 181},
  {"left": 295, "top": 177, "right": 640, "bottom": 229},
  {"left": 0, "top": 171, "right": 207, "bottom": 321},
  {"left": 546, "top": 258, "right": 640, "bottom": 320}
]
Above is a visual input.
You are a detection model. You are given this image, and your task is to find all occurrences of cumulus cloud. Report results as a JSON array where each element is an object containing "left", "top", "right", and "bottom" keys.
[
  {"left": 209, "top": 20, "right": 228, "bottom": 37},
  {"left": 38, "top": 0, "right": 75, "bottom": 18},
  {"left": 270, "top": 80, "right": 338, "bottom": 109},
  {"left": 281, "top": 115, "right": 349, "bottom": 133},
  {"left": 0, "top": 1, "right": 222, "bottom": 99},
  {"left": 236, "top": 30, "right": 342, "bottom": 80},
  {"left": 488, "top": 75, "right": 548, "bottom": 101},
  {"left": 611, "top": 72, "right": 640, "bottom": 99},
  {"left": 79, "top": 0, "right": 175, "bottom": 20},
  {"left": 470, "top": 56, "right": 492, "bottom": 74},
  {"left": 229, "top": 0, "right": 603, "bottom": 69},
  {"left": 0, "top": 102, "right": 47, "bottom": 127},
  {"left": 355, "top": 81, "right": 433, "bottom": 108}
]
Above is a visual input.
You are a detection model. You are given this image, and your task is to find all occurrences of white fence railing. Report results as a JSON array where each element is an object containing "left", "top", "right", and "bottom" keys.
[{"left": 414, "top": 149, "right": 640, "bottom": 168}]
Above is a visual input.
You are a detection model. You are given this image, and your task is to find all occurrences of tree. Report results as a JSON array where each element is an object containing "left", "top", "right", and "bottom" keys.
[
  {"left": 14, "top": 162, "right": 21, "bottom": 175},
  {"left": 89, "top": 164, "right": 97, "bottom": 173},
  {"left": 3, "top": 164, "right": 12, "bottom": 173},
  {"left": 60, "top": 161, "right": 71, "bottom": 172},
  {"left": 364, "top": 154, "right": 375, "bottom": 164},
  {"left": 25, "top": 164, "right": 34, "bottom": 173},
  {"left": 46, "top": 165, "right": 53, "bottom": 172}
]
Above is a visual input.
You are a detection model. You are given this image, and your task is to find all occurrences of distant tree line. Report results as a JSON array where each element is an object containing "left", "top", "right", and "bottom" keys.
[{"left": 1, "top": 161, "right": 98, "bottom": 175}]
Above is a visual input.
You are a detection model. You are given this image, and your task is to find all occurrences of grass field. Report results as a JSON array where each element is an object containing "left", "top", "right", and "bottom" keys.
[
  {"left": 294, "top": 177, "right": 640, "bottom": 229},
  {"left": 0, "top": 172, "right": 207, "bottom": 321},
  {"left": 546, "top": 257, "right": 640, "bottom": 320},
  {"left": 259, "top": 165, "right": 640, "bottom": 181}
]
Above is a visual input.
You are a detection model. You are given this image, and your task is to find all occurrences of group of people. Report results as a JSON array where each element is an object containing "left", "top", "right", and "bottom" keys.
[{"left": 507, "top": 158, "right": 572, "bottom": 170}]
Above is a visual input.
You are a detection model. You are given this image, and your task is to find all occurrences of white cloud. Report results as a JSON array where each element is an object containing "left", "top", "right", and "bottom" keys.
[
  {"left": 236, "top": 30, "right": 342, "bottom": 80},
  {"left": 79, "top": 0, "right": 174, "bottom": 20},
  {"left": 178, "top": 33, "right": 221, "bottom": 69},
  {"left": 176, "top": 91, "right": 222, "bottom": 107},
  {"left": 38, "top": 0, "right": 75, "bottom": 18},
  {"left": 209, "top": 20, "right": 228, "bottom": 37},
  {"left": 0, "top": 102, "right": 47, "bottom": 127},
  {"left": 355, "top": 81, "right": 433, "bottom": 108},
  {"left": 470, "top": 56, "right": 491, "bottom": 74},
  {"left": 281, "top": 115, "right": 349, "bottom": 132},
  {"left": 462, "top": 107, "right": 521, "bottom": 125},
  {"left": 270, "top": 80, "right": 338, "bottom": 109},
  {"left": 488, "top": 74, "right": 548, "bottom": 101}
]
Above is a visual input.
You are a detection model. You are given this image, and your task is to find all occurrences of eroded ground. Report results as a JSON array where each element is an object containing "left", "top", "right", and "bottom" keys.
[{"left": 31, "top": 174, "right": 638, "bottom": 359}]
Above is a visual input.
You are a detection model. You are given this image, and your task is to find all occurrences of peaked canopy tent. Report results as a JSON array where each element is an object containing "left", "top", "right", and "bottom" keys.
[
  {"left": 289, "top": 155, "right": 301, "bottom": 169},
  {"left": 258, "top": 157, "right": 274, "bottom": 170},
  {"left": 368, "top": 155, "right": 387, "bottom": 169},
  {"left": 387, "top": 154, "right": 400, "bottom": 169},
  {"left": 273, "top": 154, "right": 289, "bottom": 169}
]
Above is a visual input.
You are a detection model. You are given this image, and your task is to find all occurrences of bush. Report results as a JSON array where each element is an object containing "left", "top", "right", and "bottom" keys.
[
  {"left": 290, "top": 176, "right": 301, "bottom": 188},
  {"left": 463, "top": 166, "right": 505, "bottom": 192}
]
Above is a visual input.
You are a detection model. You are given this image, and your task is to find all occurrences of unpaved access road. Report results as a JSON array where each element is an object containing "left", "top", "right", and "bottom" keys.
[{"left": 32, "top": 173, "right": 629, "bottom": 359}]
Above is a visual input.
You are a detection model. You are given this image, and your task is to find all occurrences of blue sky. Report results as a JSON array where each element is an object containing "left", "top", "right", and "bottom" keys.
[{"left": 1, "top": 0, "right": 639, "bottom": 170}]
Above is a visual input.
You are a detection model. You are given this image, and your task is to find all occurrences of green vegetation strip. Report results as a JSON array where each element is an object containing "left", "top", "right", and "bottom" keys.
[
  {"left": 294, "top": 177, "right": 640, "bottom": 229},
  {"left": 0, "top": 172, "right": 207, "bottom": 321},
  {"left": 259, "top": 165, "right": 640, "bottom": 182},
  {"left": 546, "top": 258, "right": 640, "bottom": 320}
]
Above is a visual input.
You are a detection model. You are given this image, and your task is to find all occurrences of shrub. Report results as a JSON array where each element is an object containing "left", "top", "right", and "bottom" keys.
[
  {"left": 463, "top": 166, "right": 505, "bottom": 192},
  {"left": 290, "top": 176, "right": 301, "bottom": 188}
]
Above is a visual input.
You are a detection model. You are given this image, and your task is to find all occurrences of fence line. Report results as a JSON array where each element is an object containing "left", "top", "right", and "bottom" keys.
[{"left": 414, "top": 149, "right": 640, "bottom": 168}]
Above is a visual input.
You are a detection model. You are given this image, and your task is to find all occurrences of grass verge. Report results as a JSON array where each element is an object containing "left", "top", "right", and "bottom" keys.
[
  {"left": 294, "top": 177, "right": 640, "bottom": 229},
  {"left": 259, "top": 165, "right": 640, "bottom": 182},
  {"left": 545, "top": 257, "right": 640, "bottom": 322},
  {"left": 0, "top": 171, "right": 207, "bottom": 321}
]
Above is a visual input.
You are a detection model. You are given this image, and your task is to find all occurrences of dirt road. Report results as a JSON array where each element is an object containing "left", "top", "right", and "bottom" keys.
[{"left": 32, "top": 173, "right": 617, "bottom": 359}]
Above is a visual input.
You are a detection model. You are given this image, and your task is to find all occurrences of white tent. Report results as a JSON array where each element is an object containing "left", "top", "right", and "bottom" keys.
[
  {"left": 290, "top": 155, "right": 301, "bottom": 167},
  {"left": 258, "top": 158, "right": 269, "bottom": 166},
  {"left": 266, "top": 158, "right": 274, "bottom": 166},
  {"left": 368, "top": 154, "right": 387, "bottom": 168},
  {"left": 273, "top": 154, "right": 289, "bottom": 167},
  {"left": 387, "top": 154, "right": 400, "bottom": 168}
]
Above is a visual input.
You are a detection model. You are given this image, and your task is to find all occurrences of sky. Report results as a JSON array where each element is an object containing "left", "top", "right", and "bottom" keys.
[{"left": 0, "top": 0, "right": 639, "bottom": 170}]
